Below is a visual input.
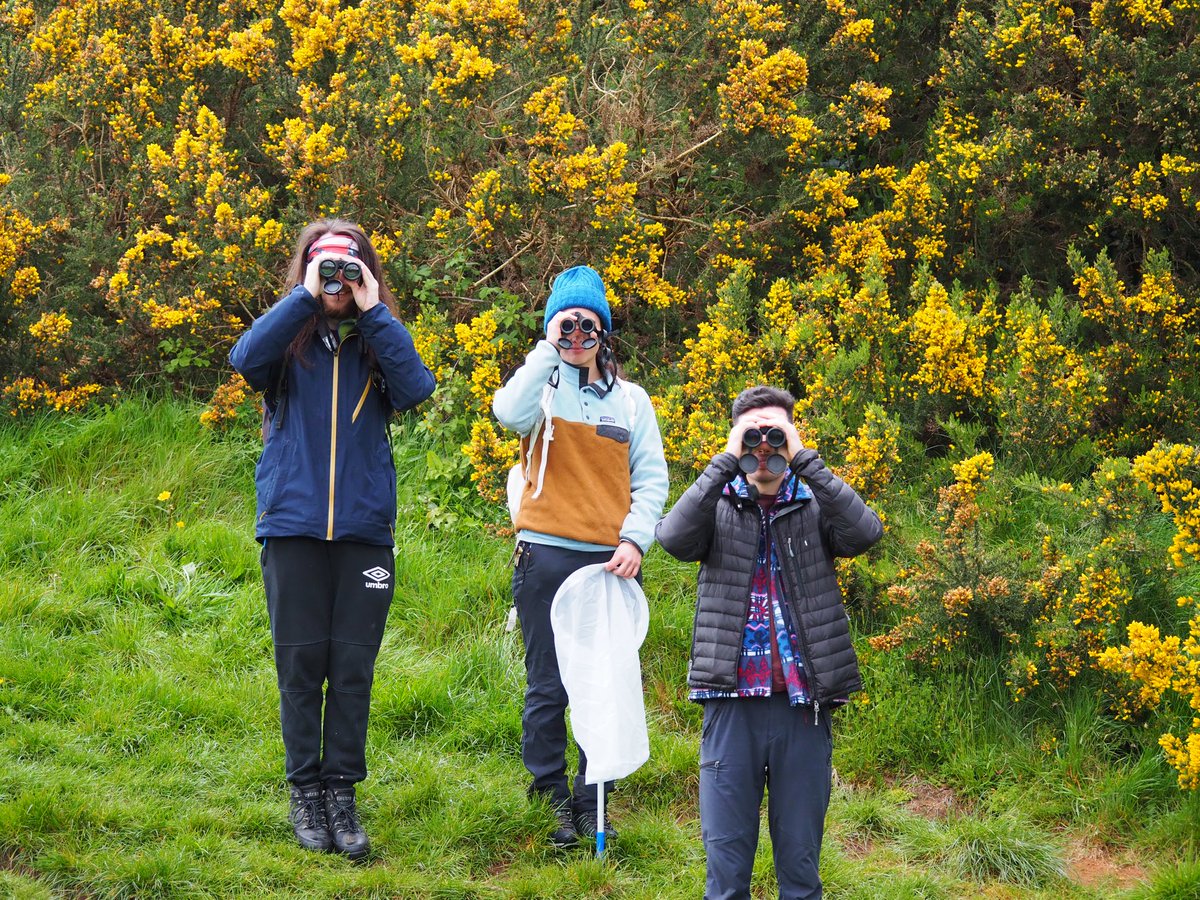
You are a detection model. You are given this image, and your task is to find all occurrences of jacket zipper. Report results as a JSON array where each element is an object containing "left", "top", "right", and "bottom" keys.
[
  {"left": 327, "top": 343, "right": 342, "bottom": 540},
  {"left": 784, "top": 531, "right": 821, "bottom": 724},
  {"left": 737, "top": 501, "right": 759, "bottom": 638}
]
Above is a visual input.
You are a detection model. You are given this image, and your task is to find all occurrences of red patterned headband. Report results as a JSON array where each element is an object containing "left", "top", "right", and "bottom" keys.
[{"left": 306, "top": 234, "right": 361, "bottom": 262}]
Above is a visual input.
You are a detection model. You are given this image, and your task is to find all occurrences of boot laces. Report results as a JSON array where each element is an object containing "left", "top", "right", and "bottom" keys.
[
  {"left": 293, "top": 790, "right": 327, "bottom": 830},
  {"left": 326, "top": 791, "right": 361, "bottom": 834}
]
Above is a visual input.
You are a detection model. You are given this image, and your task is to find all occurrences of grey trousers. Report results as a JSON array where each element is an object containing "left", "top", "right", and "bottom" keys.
[{"left": 699, "top": 695, "right": 833, "bottom": 900}]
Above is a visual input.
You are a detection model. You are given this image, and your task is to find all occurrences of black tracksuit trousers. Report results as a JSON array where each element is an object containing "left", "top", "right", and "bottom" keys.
[{"left": 261, "top": 536, "right": 394, "bottom": 788}]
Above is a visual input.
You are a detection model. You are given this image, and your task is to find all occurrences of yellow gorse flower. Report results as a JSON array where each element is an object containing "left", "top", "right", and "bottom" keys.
[
  {"left": 1131, "top": 443, "right": 1200, "bottom": 568},
  {"left": 29, "top": 311, "right": 72, "bottom": 346}
]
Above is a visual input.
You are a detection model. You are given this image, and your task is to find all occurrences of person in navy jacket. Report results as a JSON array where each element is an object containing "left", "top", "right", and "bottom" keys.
[{"left": 230, "top": 219, "right": 435, "bottom": 859}]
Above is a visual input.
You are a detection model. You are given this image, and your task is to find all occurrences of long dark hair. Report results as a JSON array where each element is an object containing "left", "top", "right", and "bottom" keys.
[
  {"left": 597, "top": 335, "right": 622, "bottom": 385},
  {"left": 283, "top": 219, "right": 398, "bottom": 366}
]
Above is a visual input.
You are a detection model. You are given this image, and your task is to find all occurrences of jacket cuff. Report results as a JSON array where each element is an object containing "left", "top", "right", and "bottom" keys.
[
  {"left": 695, "top": 452, "right": 741, "bottom": 500},
  {"left": 709, "top": 452, "right": 741, "bottom": 478},
  {"left": 355, "top": 301, "right": 397, "bottom": 335},
  {"left": 618, "top": 536, "right": 645, "bottom": 555},
  {"left": 357, "top": 300, "right": 391, "bottom": 322},
  {"left": 789, "top": 448, "right": 822, "bottom": 477},
  {"left": 281, "top": 283, "right": 319, "bottom": 309},
  {"left": 530, "top": 339, "right": 562, "bottom": 367}
]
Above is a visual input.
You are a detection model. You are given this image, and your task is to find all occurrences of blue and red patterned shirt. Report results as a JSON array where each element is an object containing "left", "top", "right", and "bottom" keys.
[{"left": 690, "top": 473, "right": 814, "bottom": 707}]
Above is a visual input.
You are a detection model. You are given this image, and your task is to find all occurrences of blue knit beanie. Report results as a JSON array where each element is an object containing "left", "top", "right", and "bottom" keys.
[{"left": 543, "top": 265, "right": 612, "bottom": 332}]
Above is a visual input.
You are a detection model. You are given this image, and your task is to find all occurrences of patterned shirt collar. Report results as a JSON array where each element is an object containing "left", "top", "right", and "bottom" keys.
[{"left": 724, "top": 471, "right": 812, "bottom": 505}]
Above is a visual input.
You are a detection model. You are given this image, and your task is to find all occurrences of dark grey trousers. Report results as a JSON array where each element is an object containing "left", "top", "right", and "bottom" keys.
[
  {"left": 700, "top": 695, "right": 833, "bottom": 900},
  {"left": 262, "top": 536, "right": 394, "bottom": 787},
  {"left": 511, "top": 540, "right": 618, "bottom": 816}
]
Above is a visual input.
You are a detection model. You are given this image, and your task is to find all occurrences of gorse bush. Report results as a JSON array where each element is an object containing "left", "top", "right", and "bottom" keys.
[
  {"left": 2, "top": 0, "right": 1200, "bottom": 795},
  {"left": 2, "top": 0, "right": 1198, "bottom": 443}
]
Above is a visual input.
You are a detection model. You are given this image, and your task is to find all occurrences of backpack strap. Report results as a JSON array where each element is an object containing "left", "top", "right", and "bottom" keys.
[
  {"left": 374, "top": 368, "right": 396, "bottom": 455},
  {"left": 261, "top": 363, "right": 289, "bottom": 441}
]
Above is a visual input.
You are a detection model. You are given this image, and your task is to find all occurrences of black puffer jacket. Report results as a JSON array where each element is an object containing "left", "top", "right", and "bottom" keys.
[{"left": 655, "top": 449, "right": 883, "bottom": 705}]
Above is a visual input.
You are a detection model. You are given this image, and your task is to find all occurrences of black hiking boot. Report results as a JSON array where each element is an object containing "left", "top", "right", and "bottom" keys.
[
  {"left": 574, "top": 808, "right": 617, "bottom": 845},
  {"left": 324, "top": 784, "right": 370, "bottom": 861},
  {"left": 288, "top": 783, "right": 332, "bottom": 852},
  {"left": 549, "top": 805, "right": 579, "bottom": 849}
]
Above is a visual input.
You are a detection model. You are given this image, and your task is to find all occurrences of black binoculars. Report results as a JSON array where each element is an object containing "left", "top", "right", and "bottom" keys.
[
  {"left": 556, "top": 313, "right": 600, "bottom": 350},
  {"left": 739, "top": 426, "right": 788, "bottom": 475},
  {"left": 744, "top": 427, "right": 786, "bottom": 450},
  {"left": 318, "top": 258, "right": 362, "bottom": 295}
]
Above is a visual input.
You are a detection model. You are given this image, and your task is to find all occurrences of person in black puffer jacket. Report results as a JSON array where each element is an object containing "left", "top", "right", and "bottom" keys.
[{"left": 655, "top": 385, "right": 882, "bottom": 900}]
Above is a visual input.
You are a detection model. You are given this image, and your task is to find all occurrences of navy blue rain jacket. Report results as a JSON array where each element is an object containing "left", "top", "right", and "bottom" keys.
[{"left": 229, "top": 285, "right": 436, "bottom": 547}]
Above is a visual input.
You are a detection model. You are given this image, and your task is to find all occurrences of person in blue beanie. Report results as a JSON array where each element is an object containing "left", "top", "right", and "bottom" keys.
[
  {"left": 494, "top": 265, "right": 668, "bottom": 848},
  {"left": 230, "top": 219, "right": 436, "bottom": 860}
]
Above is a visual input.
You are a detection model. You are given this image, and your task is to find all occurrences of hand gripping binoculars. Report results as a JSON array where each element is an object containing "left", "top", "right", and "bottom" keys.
[
  {"left": 556, "top": 312, "right": 600, "bottom": 350},
  {"left": 318, "top": 258, "right": 363, "bottom": 296},
  {"left": 739, "top": 426, "right": 789, "bottom": 475}
]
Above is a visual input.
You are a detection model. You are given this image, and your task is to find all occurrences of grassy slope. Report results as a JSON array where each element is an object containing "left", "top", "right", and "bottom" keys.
[{"left": 0, "top": 399, "right": 1197, "bottom": 899}]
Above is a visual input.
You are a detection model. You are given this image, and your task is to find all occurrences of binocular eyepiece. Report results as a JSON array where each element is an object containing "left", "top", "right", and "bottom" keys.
[
  {"left": 739, "top": 426, "right": 789, "bottom": 475},
  {"left": 556, "top": 312, "right": 600, "bottom": 350},
  {"left": 318, "top": 259, "right": 363, "bottom": 296},
  {"left": 743, "top": 427, "right": 786, "bottom": 450}
]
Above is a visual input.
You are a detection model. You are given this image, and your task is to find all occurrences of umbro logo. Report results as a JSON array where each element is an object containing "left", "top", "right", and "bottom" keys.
[{"left": 363, "top": 566, "right": 391, "bottom": 589}]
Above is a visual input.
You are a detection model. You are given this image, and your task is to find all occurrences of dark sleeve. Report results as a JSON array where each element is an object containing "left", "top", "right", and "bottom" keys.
[
  {"left": 654, "top": 453, "right": 741, "bottom": 562},
  {"left": 355, "top": 303, "right": 437, "bottom": 412},
  {"left": 791, "top": 448, "right": 883, "bottom": 558},
  {"left": 228, "top": 285, "right": 319, "bottom": 392}
]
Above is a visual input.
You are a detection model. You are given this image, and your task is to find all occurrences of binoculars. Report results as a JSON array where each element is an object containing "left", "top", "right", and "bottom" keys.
[
  {"left": 739, "top": 426, "right": 788, "bottom": 475},
  {"left": 556, "top": 313, "right": 600, "bottom": 350},
  {"left": 318, "top": 258, "right": 362, "bottom": 296}
]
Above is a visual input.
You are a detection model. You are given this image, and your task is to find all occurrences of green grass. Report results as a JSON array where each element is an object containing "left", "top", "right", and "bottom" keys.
[
  {"left": 0, "top": 398, "right": 1197, "bottom": 897},
  {"left": 1129, "top": 858, "right": 1200, "bottom": 900}
]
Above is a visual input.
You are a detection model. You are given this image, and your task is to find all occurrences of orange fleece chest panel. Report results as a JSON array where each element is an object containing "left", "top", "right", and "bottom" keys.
[{"left": 515, "top": 418, "right": 632, "bottom": 547}]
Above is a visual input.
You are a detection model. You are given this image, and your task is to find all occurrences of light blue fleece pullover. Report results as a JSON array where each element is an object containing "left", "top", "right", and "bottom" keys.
[{"left": 492, "top": 340, "right": 669, "bottom": 554}]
